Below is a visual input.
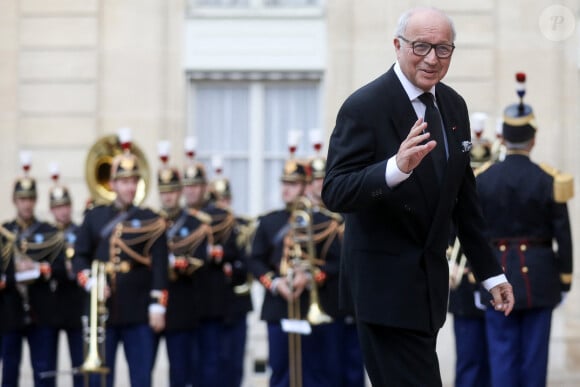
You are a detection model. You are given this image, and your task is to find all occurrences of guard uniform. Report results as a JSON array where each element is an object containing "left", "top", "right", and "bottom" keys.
[
  {"left": 0, "top": 170, "right": 67, "bottom": 387},
  {"left": 447, "top": 114, "right": 494, "bottom": 387},
  {"left": 73, "top": 150, "right": 168, "bottom": 387},
  {"left": 477, "top": 73, "right": 574, "bottom": 387},
  {"left": 208, "top": 175, "right": 254, "bottom": 387},
  {"left": 156, "top": 163, "right": 211, "bottom": 387},
  {"left": 249, "top": 157, "right": 340, "bottom": 387},
  {"left": 49, "top": 181, "right": 85, "bottom": 387},
  {"left": 308, "top": 149, "right": 365, "bottom": 387}
]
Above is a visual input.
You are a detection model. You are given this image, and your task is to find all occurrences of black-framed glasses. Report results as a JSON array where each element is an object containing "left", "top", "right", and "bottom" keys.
[{"left": 398, "top": 36, "right": 455, "bottom": 59}]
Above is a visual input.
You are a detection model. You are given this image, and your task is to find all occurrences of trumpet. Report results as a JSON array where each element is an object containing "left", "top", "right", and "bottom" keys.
[{"left": 80, "top": 260, "right": 109, "bottom": 380}]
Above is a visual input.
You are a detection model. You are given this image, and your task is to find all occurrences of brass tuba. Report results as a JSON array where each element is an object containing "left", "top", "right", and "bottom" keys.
[{"left": 84, "top": 134, "right": 150, "bottom": 206}]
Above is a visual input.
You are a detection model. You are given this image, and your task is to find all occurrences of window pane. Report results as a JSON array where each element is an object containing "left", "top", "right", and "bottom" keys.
[
  {"left": 264, "top": 82, "right": 319, "bottom": 158},
  {"left": 193, "top": 83, "right": 251, "bottom": 215},
  {"left": 263, "top": 82, "right": 319, "bottom": 210},
  {"left": 196, "top": 84, "right": 250, "bottom": 153}
]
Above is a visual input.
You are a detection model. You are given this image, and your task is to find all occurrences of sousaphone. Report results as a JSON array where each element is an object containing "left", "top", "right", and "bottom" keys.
[{"left": 85, "top": 134, "right": 150, "bottom": 206}]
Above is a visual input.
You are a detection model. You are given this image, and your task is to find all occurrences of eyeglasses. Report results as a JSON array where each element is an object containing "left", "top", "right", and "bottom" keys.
[{"left": 398, "top": 36, "right": 455, "bottom": 59}]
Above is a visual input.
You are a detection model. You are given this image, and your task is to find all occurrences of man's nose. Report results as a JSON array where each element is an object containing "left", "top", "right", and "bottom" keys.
[{"left": 424, "top": 48, "right": 438, "bottom": 64}]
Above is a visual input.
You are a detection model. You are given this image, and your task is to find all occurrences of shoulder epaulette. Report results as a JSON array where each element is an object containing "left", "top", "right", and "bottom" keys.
[
  {"left": 190, "top": 209, "right": 212, "bottom": 224},
  {"left": 540, "top": 162, "right": 574, "bottom": 203},
  {"left": 0, "top": 225, "right": 16, "bottom": 242},
  {"left": 473, "top": 160, "right": 494, "bottom": 177}
]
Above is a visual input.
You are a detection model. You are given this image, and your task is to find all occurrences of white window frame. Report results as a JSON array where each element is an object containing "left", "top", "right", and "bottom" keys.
[{"left": 187, "top": 73, "right": 323, "bottom": 216}]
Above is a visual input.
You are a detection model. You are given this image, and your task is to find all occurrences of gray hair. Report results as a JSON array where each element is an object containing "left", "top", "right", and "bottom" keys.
[
  {"left": 394, "top": 7, "right": 457, "bottom": 42},
  {"left": 505, "top": 139, "right": 534, "bottom": 150}
]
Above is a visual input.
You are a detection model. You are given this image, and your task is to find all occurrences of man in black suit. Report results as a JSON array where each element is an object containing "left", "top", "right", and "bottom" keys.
[{"left": 322, "top": 7, "right": 514, "bottom": 386}]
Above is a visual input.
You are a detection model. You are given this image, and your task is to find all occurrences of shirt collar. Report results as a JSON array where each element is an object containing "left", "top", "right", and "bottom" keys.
[{"left": 394, "top": 61, "right": 436, "bottom": 102}]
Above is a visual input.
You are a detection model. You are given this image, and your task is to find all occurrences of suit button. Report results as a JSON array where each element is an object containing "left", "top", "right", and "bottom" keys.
[
  {"left": 522, "top": 266, "right": 529, "bottom": 273},
  {"left": 520, "top": 244, "right": 527, "bottom": 251},
  {"left": 499, "top": 244, "right": 506, "bottom": 252}
]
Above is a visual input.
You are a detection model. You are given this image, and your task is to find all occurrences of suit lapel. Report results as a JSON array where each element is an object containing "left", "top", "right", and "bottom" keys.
[{"left": 382, "top": 69, "right": 440, "bottom": 211}]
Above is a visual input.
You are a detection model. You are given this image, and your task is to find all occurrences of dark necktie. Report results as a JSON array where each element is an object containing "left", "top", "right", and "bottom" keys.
[{"left": 418, "top": 92, "right": 447, "bottom": 183}]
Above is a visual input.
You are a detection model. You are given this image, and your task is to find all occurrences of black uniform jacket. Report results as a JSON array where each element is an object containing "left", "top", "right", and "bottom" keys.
[
  {"left": 249, "top": 207, "right": 340, "bottom": 322},
  {"left": 73, "top": 204, "right": 168, "bottom": 326},
  {"left": 477, "top": 154, "right": 573, "bottom": 309},
  {"left": 0, "top": 219, "right": 67, "bottom": 331},
  {"left": 322, "top": 67, "right": 503, "bottom": 333},
  {"left": 165, "top": 209, "right": 209, "bottom": 331},
  {"left": 54, "top": 222, "right": 86, "bottom": 329}
]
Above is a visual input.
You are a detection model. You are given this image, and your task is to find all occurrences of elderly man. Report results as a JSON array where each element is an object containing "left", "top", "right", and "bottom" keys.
[{"left": 322, "top": 7, "right": 514, "bottom": 386}]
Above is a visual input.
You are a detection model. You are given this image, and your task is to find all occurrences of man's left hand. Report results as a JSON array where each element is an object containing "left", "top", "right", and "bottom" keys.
[{"left": 489, "top": 282, "right": 514, "bottom": 316}]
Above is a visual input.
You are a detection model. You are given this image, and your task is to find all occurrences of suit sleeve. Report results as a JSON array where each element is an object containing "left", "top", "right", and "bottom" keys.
[{"left": 322, "top": 104, "right": 391, "bottom": 213}]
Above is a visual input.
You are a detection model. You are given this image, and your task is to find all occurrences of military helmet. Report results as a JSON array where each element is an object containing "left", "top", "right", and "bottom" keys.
[
  {"left": 308, "top": 129, "right": 326, "bottom": 180},
  {"left": 281, "top": 130, "right": 308, "bottom": 183},
  {"left": 209, "top": 156, "right": 231, "bottom": 200},
  {"left": 158, "top": 167, "right": 182, "bottom": 193},
  {"left": 156, "top": 140, "right": 182, "bottom": 193},
  {"left": 469, "top": 112, "right": 493, "bottom": 168},
  {"left": 502, "top": 72, "right": 537, "bottom": 143},
  {"left": 48, "top": 162, "right": 72, "bottom": 207},
  {"left": 182, "top": 136, "right": 207, "bottom": 186},
  {"left": 111, "top": 128, "right": 141, "bottom": 180},
  {"left": 14, "top": 151, "right": 37, "bottom": 199}
]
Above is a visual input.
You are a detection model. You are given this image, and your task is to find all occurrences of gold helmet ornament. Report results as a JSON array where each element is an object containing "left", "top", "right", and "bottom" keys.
[
  {"left": 13, "top": 151, "right": 37, "bottom": 199},
  {"left": 157, "top": 140, "right": 181, "bottom": 193},
  {"left": 281, "top": 130, "right": 308, "bottom": 183},
  {"left": 209, "top": 155, "right": 232, "bottom": 201},
  {"left": 110, "top": 127, "right": 141, "bottom": 180},
  {"left": 182, "top": 136, "right": 207, "bottom": 186},
  {"left": 308, "top": 129, "right": 326, "bottom": 180},
  {"left": 48, "top": 162, "right": 72, "bottom": 208}
]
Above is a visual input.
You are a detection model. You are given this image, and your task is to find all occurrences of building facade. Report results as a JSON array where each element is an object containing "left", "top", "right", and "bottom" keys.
[{"left": 0, "top": 0, "right": 579, "bottom": 385}]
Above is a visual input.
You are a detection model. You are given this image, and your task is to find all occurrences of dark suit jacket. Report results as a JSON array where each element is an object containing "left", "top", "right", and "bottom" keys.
[{"left": 322, "top": 67, "right": 503, "bottom": 333}]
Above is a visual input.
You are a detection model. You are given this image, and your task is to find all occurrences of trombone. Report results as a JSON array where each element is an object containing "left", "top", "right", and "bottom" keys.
[
  {"left": 40, "top": 260, "right": 109, "bottom": 386},
  {"left": 288, "top": 196, "right": 332, "bottom": 326},
  {"left": 283, "top": 196, "right": 333, "bottom": 387},
  {"left": 80, "top": 260, "right": 109, "bottom": 379}
]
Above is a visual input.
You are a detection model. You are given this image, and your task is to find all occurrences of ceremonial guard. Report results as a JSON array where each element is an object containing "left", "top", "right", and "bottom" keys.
[
  {"left": 0, "top": 152, "right": 67, "bottom": 387},
  {"left": 447, "top": 112, "right": 494, "bottom": 387},
  {"left": 47, "top": 163, "right": 85, "bottom": 387},
  {"left": 477, "top": 73, "right": 574, "bottom": 387},
  {"left": 306, "top": 130, "right": 365, "bottom": 387},
  {"left": 181, "top": 142, "right": 246, "bottom": 386},
  {"left": 73, "top": 130, "right": 168, "bottom": 387},
  {"left": 155, "top": 141, "right": 211, "bottom": 387},
  {"left": 249, "top": 135, "right": 340, "bottom": 387},
  {"left": 207, "top": 160, "right": 254, "bottom": 387}
]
